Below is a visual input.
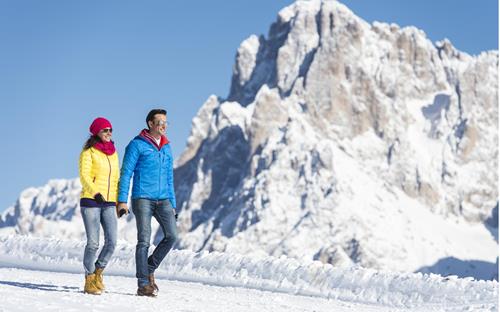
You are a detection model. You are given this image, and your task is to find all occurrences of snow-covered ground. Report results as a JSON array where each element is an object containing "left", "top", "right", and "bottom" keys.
[
  {"left": 0, "top": 235, "right": 497, "bottom": 311},
  {"left": 0, "top": 267, "right": 403, "bottom": 312}
]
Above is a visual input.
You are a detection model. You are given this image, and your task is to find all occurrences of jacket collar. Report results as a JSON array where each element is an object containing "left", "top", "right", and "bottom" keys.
[{"left": 138, "top": 129, "right": 169, "bottom": 150}]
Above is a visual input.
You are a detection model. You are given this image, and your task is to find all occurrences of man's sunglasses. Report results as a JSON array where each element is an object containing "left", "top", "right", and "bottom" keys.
[{"left": 154, "top": 120, "right": 169, "bottom": 126}]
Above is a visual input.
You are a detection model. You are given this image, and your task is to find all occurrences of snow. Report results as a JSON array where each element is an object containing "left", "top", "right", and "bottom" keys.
[
  {"left": 0, "top": 267, "right": 400, "bottom": 312},
  {"left": 1, "top": 0, "right": 498, "bottom": 303},
  {"left": 217, "top": 101, "right": 253, "bottom": 140},
  {"left": 234, "top": 35, "right": 261, "bottom": 86},
  {"left": 0, "top": 234, "right": 497, "bottom": 311}
]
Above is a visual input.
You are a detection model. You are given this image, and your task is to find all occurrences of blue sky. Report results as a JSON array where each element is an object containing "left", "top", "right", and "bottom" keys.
[{"left": 0, "top": 0, "right": 497, "bottom": 212}]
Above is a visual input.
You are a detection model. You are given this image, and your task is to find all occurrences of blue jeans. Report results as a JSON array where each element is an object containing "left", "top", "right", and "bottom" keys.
[
  {"left": 132, "top": 198, "right": 178, "bottom": 287},
  {"left": 81, "top": 206, "right": 117, "bottom": 275}
]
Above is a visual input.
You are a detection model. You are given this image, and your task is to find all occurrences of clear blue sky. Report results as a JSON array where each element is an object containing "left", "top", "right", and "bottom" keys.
[{"left": 0, "top": 0, "right": 497, "bottom": 212}]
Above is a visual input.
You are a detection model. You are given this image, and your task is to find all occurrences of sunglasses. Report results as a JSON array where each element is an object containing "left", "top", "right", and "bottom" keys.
[
  {"left": 100, "top": 128, "right": 113, "bottom": 134},
  {"left": 154, "top": 120, "right": 169, "bottom": 126}
]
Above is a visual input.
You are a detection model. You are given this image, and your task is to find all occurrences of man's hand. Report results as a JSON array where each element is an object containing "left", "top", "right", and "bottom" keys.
[
  {"left": 173, "top": 209, "right": 178, "bottom": 220},
  {"left": 117, "top": 202, "right": 129, "bottom": 218}
]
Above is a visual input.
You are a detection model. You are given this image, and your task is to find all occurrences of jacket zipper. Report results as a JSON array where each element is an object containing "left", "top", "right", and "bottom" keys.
[
  {"left": 158, "top": 152, "right": 161, "bottom": 199},
  {"left": 106, "top": 155, "right": 111, "bottom": 201}
]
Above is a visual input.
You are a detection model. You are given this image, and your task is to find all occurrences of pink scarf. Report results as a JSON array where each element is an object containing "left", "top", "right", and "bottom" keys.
[{"left": 93, "top": 141, "right": 116, "bottom": 155}]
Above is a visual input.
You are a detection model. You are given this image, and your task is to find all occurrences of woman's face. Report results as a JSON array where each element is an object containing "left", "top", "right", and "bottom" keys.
[{"left": 97, "top": 127, "right": 113, "bottom": 143}]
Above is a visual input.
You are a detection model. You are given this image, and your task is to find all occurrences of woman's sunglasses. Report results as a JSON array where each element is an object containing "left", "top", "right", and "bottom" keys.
[{"left": 100, "top": 128, "right": 113, "bottom": 134}]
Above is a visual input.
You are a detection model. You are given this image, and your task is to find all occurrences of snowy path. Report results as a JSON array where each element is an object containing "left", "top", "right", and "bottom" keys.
[
  {"left": 0, "top": 267, "right": 398, "bottom": 312},
  {"left": 0, "top": 235, "right": 497, "bottom": 311},
  {"left": 0, "top": 267, "right": 496, "bottom": 312}
]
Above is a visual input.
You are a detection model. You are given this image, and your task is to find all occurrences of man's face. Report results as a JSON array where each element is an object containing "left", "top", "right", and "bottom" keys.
[{"left": 149, "top": 114, "right": 167, "bottom": 136}]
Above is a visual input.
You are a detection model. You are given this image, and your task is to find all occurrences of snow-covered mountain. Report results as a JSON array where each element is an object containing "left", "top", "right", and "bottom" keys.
[
  {"left": 0, "top": 179, "right": 139, "bottom": 242},
  {"left": 174, "top": 0, "right": 498, "bottom": 278},
  {"left": 0, "top": 179, "right": 82, "bottom": 237},
  {"left": 1, "top": 0, "right": 497, "bottom": 280}
]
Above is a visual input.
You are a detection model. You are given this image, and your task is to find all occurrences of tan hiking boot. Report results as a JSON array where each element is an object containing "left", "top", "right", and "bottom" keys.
[
  {"left": 94, "top": 267, "right": 105, "bottom": 291},
  {"left": 84, "top": 274, "right": 102, "bottom": 295},
  {"left": 148, "top": 274, "right": 159, "bottom": 294},
  {"left": 137, "top": 284, "right": 157, "bottom": 297}
]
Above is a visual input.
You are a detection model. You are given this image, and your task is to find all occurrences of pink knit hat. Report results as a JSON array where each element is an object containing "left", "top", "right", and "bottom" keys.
[{"left": 89, "top": 117, "right": 112, "bottom": 135}]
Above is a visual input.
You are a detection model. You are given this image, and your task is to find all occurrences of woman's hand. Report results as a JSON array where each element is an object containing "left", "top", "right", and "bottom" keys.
[{"left": 94, "top": 193, "right": 105, "bottom": 204}]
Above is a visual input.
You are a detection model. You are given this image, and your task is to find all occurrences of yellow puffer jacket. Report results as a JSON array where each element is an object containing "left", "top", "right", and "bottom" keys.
[{"left": 79, "top": 147, "right": 120, "bottom": 202}]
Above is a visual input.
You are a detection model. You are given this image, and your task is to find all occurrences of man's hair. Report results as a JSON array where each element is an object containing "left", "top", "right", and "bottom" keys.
[{"left": 146, "top": 109, "right": 167, "bottom": 129}]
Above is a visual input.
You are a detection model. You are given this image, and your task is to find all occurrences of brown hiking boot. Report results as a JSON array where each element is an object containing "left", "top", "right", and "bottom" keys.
[
  {"left": 137, "top": 284, "right": 157, "bottom": 297},
  {"left": 84, "top": 274, "right": 102, "bottom": 295},
  {"left": 148, "top": 274, "right": 159, "bottom": 294},
  {"left": 94, "top": 267, "right": 105, "bottom": 292}
]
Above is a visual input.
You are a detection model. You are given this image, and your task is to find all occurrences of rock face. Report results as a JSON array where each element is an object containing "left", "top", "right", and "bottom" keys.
[
  {"left": 1, "top": 0, "right": 497, "bottom": 279},
  {"left": 173, "top": 0, "right": 498, "bottom": 274}
]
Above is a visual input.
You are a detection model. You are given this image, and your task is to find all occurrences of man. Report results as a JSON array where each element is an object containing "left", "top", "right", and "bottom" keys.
[{"left": 117, "top": 109, "right": 177, "bottom": 297}]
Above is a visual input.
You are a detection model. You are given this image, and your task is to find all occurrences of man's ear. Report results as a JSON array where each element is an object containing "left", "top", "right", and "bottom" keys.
[{"left": 147, "top": 120, "right": 153, "bottom": 129}]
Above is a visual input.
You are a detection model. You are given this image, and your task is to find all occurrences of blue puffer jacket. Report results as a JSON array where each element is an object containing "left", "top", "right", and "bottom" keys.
[{"left": 118, "top": 133, "right": 176, "bottom": 208}]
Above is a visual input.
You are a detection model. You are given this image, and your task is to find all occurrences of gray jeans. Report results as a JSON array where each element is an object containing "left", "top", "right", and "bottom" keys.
[{"left": 81, "top": 206, "right": 117, "bottom": 275}]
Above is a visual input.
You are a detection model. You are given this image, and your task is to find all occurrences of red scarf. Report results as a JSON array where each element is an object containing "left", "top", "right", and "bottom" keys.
[
  {"left": 93, "top": 141, "right": 116, "bottom": 155},
  {"left": 139, "top": 129, "right": 169, "bottom": 150}
]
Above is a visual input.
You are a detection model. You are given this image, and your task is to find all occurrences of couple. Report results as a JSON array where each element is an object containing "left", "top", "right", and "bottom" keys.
[{"left": 78, "top": 109, "right": 177, "bottom": 297}]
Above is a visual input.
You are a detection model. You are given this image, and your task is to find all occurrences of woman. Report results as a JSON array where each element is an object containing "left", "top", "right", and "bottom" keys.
[{"left": 79, "top": 117, "right": 120, "bottom": 295}]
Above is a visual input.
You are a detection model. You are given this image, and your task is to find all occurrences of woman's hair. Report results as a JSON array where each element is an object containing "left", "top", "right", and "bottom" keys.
[{"left": 83, "top": 135, "right": 101, "bottom": 150}]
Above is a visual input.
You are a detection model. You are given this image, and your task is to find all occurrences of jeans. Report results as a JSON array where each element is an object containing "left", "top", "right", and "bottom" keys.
[
  {"left": 81, "top": 206, "right": 117, "bottom": 275},
  {"left": 132, "top": 198, "right": 178, "bottom": 287}
]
